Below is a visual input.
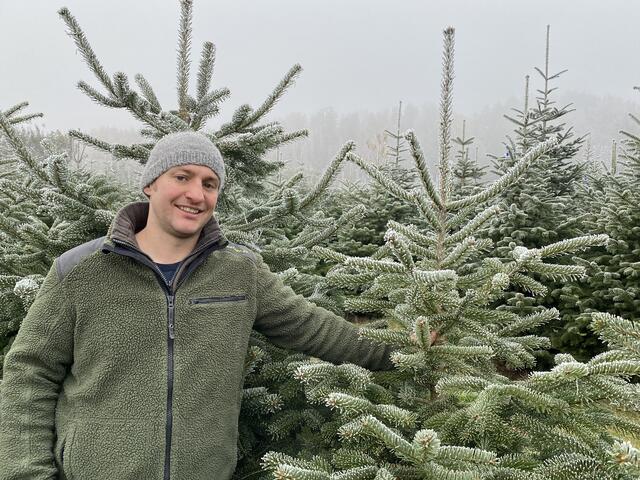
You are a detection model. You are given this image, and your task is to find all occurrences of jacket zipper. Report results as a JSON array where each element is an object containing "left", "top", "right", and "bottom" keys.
[{"left": 104, "top": 238, "right": 225, "bottom": 480}]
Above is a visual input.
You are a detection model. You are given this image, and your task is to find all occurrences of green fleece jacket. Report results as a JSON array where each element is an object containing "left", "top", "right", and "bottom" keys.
[{"left": 0, "top": 202, "right": 393, "bottom": 480}]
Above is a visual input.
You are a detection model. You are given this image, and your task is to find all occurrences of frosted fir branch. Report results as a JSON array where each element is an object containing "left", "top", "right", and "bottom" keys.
[
  {"left": 534, "top": 66, "right": 569, "bottom": 83},
  {"left": 262, "top": 451, "right": 318, "bottom": 473},
  {"left": 134, "top": 74, "right": 162, "bottom": 113},
  {"left": 441, "top": 236, "right": 477, "bottom": 269},
  {"left": 217, "top": 104, "right": 252, "bottom": 136},
  {"left": 429, "top": 345, "right": 493, "bottom": 358},
  {"left": 291, "top": 205, "right": 366, "bottom": 249},
  {"left": 590, "top": 313, "right": 640, "bottom": 356},
  {"left": 509, "top": 273, "right": 547, "bottom": 296},
  {"left": 330, "top": 467, "right": 379, "bottom": 479},
  {"left": 41, "top": 189, "right": 95, "bottom": 217},
  {"left": 404, "top": 130, "right": 443, "bottom": 208},
  {"left": 159, "top": 111, "right": 191, "bottom": 131},
  {"left": 385, "top": 230, "right": 415, "bottom": 269},
  {"left": 0, "top": 112, "right": 48, "bottom": 183},
  {"left": 335, "top": 363, "right": 373, "bottom": 392},
  {"left": 446, "top": 137, "right": 558, "bottom": 211},
  {"left": 58, "top": 7, "right": 115, "bottom": 96},
  {"left": 273, "top": 464, "right": 329, "bottom": 480},
  {"left": 405, "top": 239, "right": 436, "bottom": 260},
  {"left": 371, "top": 244, "right": 393, "bottom": 261},
  {"left": 326, "top": 271, "right": 376, "bottom": 290},
  {"left": 6, "top": 113, "right": 44, "bottom": 125},
  {"left": 176, "top": 0, "right": 193, "bottom": 118},
  {"left": 535, "top": 234, "right": 609, "bottom": 258},
  {"left": 299, "top": 142, "right": 355, "bottom": 210},
  {"left": 386, "top": 220, "right": 436, "bottom": 248},
  {"left": 2, "top": 101, "right": 29, "bottom": 118},
  {"left": 325, "top": 392, "right": 372, "bottom": 415},
  {"left": 346, "top": 257, "right": 408, "bottom": 274},
  {"left": 244, "top": 64, "right": 303, "bottom": 128},
  {"left": 359, "top": 415, "right": 420, "bottom": 463},
  {"left": 375, "top": 404, "right": 418, "bottom": 429},
  {"left": 498, "top": 309, "right": 560, "bottom": 337},
  {"left": 445, "top": 205, "right": 500, "bottom": 245},
  {"left": 486, "top": 384, "right": 569, "bottom": 414},
  {"left": 77, "top": 81, "right": 123, "bottom": 109},
  {"left": 343, "top": 297, "right": 395, "bottom": 314},
  {"left": 45, "top": 154, "right": 70, "bottom": 190},
  {"left": 409, "top": 191, "right": 440, "bottom": 230},
  {"left": 589, "top": 361, "right": 640, "bottom": 377},
  {"left": 293, "top": 362, "right": 336, "bottom": 384},
  {"left": 438, "top": 27, "right": 455, "bottom": 201},
  {"left": 311, "top": 246, "right": 349, "bottom": 264},
  {"left": 346, "top": 152, "right": 414, "bottom": 203},
  {"left": 435, "top": 375, "right": 491, "bottom": 395},
  {"left": 524, "top": 262, "right": 585, "bottom": 282},
  {"left": 444, "top": 205, "right": 475, "bottom": 231},
  {"left": 436, "top": 445, "right": 497, "bottom": 465},
  {"left": 0, "top": 212, "right": 22, "bottom": 239},
  {"left": 412, "top": 268, "right": 457, "bottom": 286},
  {"left": 373, "top": 468, "right": 395, "bottom": 480},
  {"left": 198, "top": 87, "right": 231, "bottom": 109},
  {"left": 67, "top": 130, "right": 111, "bottom": 154},
  {"left": 359, "top": 327, "right": 413, "bottom": 348},
  {"left": 192, "top": 87, "right": 230, "bottom": 130},
  {"left": 196, "top": 41, "right": 215, "bottom": 102},
  {"left": 111, "top": 143, "right": 152, "bottom": 161},
  {"left": 588, "top": 350, "right": 635, "bottom": 366}
]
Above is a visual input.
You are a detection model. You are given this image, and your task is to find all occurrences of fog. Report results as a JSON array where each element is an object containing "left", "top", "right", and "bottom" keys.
[{"left": 1, "top": 0, "right": 639, "bottom": 178}]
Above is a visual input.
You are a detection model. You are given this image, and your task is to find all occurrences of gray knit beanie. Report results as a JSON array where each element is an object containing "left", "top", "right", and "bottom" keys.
[{"left": 141, "top": 131, "right": 225, "bottom": 194}]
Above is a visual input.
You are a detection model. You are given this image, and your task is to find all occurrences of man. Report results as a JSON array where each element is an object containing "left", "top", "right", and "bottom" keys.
[{"left": 0, "top": 131, "right": 402, "bottom": 480}]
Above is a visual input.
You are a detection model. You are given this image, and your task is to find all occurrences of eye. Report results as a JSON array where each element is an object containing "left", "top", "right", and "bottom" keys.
[
  {"left": 175, "top": 175, "right": 187, "bottom": 181},
  {"left": 204, "top": 182, "right": 218, "bottom": 190}
]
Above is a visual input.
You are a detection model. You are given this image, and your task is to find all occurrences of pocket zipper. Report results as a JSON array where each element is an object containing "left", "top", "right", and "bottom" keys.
[{"left": 189, "top": 294, "right": 247, "bottom": 304}]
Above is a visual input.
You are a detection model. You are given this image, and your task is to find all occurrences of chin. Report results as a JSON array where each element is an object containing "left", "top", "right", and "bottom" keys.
[{"left": 171, "top": 224, "right": 203, "bottom": 238}]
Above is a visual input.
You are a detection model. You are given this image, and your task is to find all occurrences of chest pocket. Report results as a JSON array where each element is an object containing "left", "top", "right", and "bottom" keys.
[{"left": 189, "top": 294, "right": 247, "bottom": 304}]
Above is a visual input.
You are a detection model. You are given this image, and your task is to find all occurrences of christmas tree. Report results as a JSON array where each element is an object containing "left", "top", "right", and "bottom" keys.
[
  {"left": 548, "top": 86, "right": 640, "bottom": 360},
  {"left": 263, "top": 28, "right": 638, "bottom": 480}
]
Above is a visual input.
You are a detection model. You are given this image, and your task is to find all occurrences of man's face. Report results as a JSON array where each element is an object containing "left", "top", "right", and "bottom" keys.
[{"left": 143, "top": 164, "right": 220, "bottom": 240}]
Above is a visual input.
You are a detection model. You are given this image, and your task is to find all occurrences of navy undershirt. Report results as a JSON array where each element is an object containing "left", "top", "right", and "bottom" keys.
[{"left": 156, "top": 261, "right": 182, "bottom": 285}]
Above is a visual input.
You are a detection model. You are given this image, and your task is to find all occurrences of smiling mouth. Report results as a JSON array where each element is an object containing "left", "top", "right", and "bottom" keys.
[{"left": 176, "top": 205, "right": 202, "bottom": 215}]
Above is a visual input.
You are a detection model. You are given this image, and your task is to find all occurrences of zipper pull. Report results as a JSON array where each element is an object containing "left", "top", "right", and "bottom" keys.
[{"left": 168, "top": 295, "right": 175, "bottom": 339}]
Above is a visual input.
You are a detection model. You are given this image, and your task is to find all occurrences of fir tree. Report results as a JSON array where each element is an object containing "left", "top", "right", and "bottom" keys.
[
  {"left": 490, "top": 26, "right": 586, "bottom": 252},
  {"left": 548, "top": 86, "right": 640, "bottom": 361},
  {"left": 487, "top": 27, "right": 593, "bottom": 366},
  {"left": 57, "top": 1, "right": 307, "bottom": 213},
  {"left": 263, "top": 28, "right": 638, "bottom": 480},
  {"left": 452, "top": 120, "right": 487, "bottom": 198},
  {"left": 384, "top": 101, "right": 409, "bottom": 166}
]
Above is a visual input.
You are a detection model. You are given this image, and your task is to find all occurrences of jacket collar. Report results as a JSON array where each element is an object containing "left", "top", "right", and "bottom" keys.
[{"left": 106, "top": 201, "right": 226, "bottom": 253}]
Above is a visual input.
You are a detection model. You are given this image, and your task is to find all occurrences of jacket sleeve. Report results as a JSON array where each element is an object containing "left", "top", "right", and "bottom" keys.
[
  {"left": 252, "top": 255, "right": 394, "bottom": 371},
  {"left": 0, "top": 260, "right": 74, "bottom": 480}
]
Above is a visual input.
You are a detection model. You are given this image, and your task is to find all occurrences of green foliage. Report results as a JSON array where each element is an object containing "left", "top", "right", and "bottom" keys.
[
  {"left": 263, "top": 27, "right": 637, "bottom": 480},
  {"left": 545, "top": 88, "right": 640, "bottom": 361}
]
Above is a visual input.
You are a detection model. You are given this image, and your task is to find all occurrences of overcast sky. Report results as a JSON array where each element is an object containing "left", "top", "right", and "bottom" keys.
[{"left": 1, "top": 0, "right": 639, "bottom": 132}]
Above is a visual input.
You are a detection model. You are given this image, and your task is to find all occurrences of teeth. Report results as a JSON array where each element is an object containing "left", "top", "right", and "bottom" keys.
[{"left": 178, "top": 206, "right": 200, "bottom": 214}]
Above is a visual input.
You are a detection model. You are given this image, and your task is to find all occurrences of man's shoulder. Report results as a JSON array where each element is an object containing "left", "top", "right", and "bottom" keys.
[
  {"left": 222, "top": 242, "right": 260, "bottom": 264},
  {"left": 56, "top": 236, "right": 107, "bottom": 281}
]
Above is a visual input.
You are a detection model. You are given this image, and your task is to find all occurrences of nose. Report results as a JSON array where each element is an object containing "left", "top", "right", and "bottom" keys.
[{"left": 184, "top": 180, "right": 205, "bottom": 203}]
